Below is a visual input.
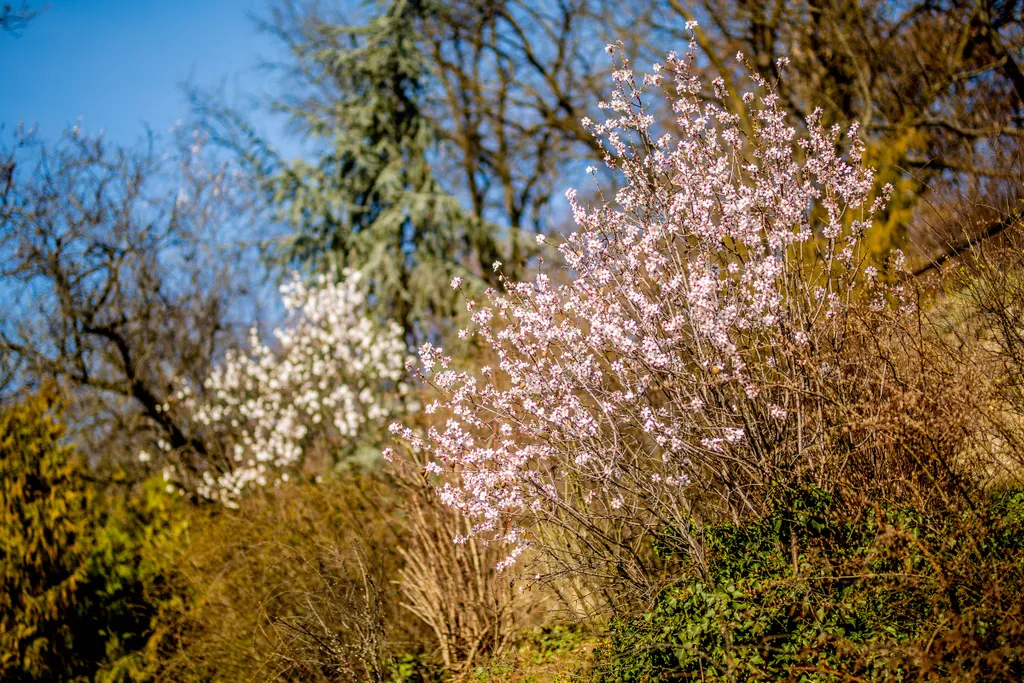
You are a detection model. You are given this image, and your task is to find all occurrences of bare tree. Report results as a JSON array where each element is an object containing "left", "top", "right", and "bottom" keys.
[
  {"left": 425, "top": 0, "right": 1024, "bottom": 256},
  {"left": 0, "top": 124, "right": 267, "bottom": 472},
  {"left": 419, "top": 1, "right": 610, "bottom": 241},
  {"left": 0, "top": 3, "right": 44, "bottom": 35}
]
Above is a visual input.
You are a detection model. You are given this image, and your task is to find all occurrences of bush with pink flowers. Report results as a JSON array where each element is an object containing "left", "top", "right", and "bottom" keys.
[{"left": 392, "top": 37, "right": 919, "bottom": 592}]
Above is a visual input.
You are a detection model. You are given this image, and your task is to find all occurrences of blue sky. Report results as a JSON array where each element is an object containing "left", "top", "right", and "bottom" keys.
[
  {"left": 0, "top": 1, "right": 304, "bottom": 333},
  {"left": 0, "top": 0, "right": 287, "bottom": 146}
]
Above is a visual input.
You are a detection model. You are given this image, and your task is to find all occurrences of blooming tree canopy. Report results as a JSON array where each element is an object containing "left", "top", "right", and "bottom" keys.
[{"left": 162, "top": 270, "right": 409, "bottom": 504}]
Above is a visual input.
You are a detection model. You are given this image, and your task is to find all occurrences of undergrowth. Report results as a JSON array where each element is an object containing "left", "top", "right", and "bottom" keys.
[{"left": 588, "top": 487, "right": 1024, "bottom": 681}]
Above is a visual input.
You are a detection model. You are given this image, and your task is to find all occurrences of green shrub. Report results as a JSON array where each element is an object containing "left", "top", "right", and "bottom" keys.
[
  {"left": 595, "top": 488, "right": 1024, "bottom": 682},
  {"left": 0, "top": 389, "right": 184, "bottom": 682}
]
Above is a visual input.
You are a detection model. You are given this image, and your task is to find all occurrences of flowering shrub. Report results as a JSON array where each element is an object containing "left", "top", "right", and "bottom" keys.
[
  {"left": 163, "top": 271, "right": 408, "bottom": 504},
  {"left": 393, "top": 33, "right": 897, "bottom": 584}
]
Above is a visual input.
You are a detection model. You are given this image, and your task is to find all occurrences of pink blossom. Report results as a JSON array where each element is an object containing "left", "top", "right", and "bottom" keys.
[{"left": 394, "top": 40, "right": 888, "bottom": 576}]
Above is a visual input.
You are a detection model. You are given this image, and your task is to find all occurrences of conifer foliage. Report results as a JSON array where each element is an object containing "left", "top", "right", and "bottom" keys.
[
  {"left": 265, "top": 0, "right": 501, "bottom": 337},
  {"left": 0, "top": 390, "right": 171, "bottom": 681},
  {"left": 0, "top": 390, "right": 92, "bottom": 679}
]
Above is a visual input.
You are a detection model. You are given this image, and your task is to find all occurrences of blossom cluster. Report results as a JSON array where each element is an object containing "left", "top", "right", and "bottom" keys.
[
  {"left": 166, "top": 270, "right": 408, "bottom": 504},
  {"left": 394, "top": 32, "right": 893, "bottom": 574}
]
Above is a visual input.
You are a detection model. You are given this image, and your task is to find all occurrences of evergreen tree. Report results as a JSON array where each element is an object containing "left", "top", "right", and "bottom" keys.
[
  {"left": 263, "top": 0, "right": 504, "bottom": 338},
  {"left": 0, "top": 389, "right": 180, "bottom": 681},
  {"left": 0, "top": 390, "right": 94, "bottom": 680}
]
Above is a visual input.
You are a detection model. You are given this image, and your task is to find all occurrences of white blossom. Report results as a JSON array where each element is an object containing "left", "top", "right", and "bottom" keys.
[{"left": 166, "top": 269, "right": 409, "bottom": 504}]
